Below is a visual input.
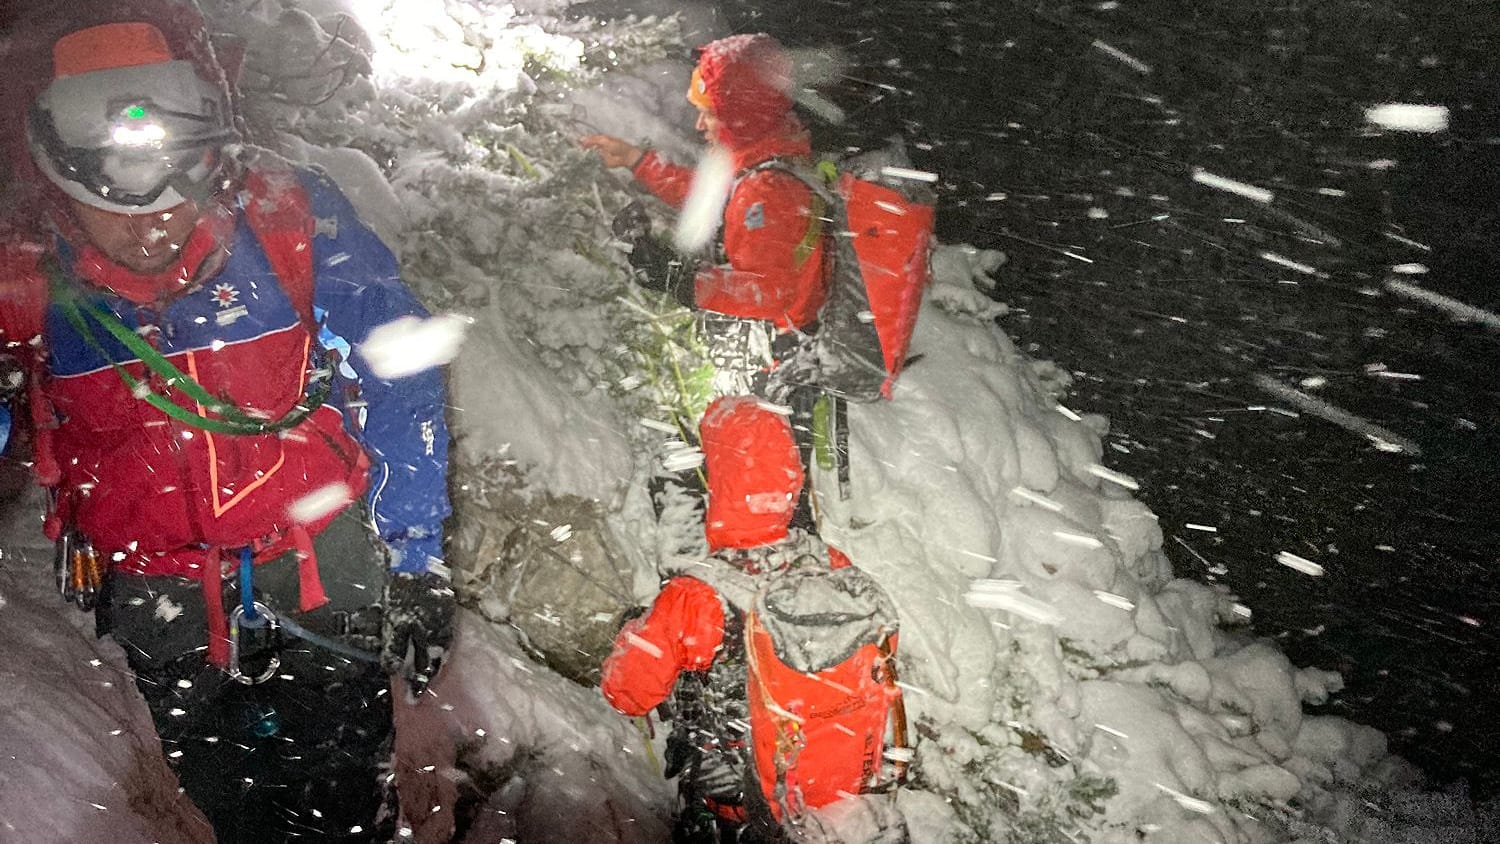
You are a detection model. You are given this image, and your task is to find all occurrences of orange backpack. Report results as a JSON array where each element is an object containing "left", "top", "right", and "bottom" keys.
[
  {"left": 742, "top": 559, "right": 905, "bottom": 821},
  {"left": 764, "top": 145, "right": 937, "bottom": 403}
]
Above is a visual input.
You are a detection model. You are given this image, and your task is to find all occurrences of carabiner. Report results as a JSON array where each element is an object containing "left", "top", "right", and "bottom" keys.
[{"left": 227, "top": 601, "right": 281, "bottom": 685}]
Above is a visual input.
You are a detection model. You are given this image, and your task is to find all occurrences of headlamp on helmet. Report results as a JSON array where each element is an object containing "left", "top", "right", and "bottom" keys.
[{"left": 28, "top": 59, "right": 235, "bottom": 213}]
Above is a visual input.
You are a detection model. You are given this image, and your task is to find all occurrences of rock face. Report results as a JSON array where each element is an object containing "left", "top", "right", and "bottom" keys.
[{"left": 449, "top": 461, "right": 636, "bottom": 686}]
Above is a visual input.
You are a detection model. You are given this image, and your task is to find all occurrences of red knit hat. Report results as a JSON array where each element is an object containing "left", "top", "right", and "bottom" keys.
[
  {"left": 701, "top": 395, "right": 804, "bottom": 551},
  {"left": 690, "top": 33, "right": 794, "bottom": 149}
]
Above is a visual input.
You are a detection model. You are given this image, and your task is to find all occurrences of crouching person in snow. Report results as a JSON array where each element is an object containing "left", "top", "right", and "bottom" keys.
[
  {"left": 0, "top": 6, "right": 452, "bottom": 842},
  {"left": 601, "top": 396, "right": 909, "bottom": 843},
  {"left": 581, "top": 33, "right": 829, "bottom": 396}
]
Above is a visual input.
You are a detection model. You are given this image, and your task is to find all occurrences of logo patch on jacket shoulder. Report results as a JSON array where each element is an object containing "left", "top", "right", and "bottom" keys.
[
  {"left": 744, "top": 202, "right": 766, "bottom": 231},
  {"left": 211, "top": 283, "right": 240, "bottom": 309},
  {"left": 212, "top": 283, "right": 250, "bottom": 326}
]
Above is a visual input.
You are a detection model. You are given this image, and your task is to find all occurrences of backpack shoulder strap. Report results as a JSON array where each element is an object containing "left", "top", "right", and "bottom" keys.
[
  {"left": 240, "top": 166, "right": 318, "bottom": 335},
  {"left": 745, "top": 158, "right": 834, "bottom": 268}
]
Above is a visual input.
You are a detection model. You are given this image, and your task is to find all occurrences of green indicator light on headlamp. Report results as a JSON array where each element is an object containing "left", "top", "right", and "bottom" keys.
[{"left": 124, "top": 105, "right": 148, "bottom": 120}]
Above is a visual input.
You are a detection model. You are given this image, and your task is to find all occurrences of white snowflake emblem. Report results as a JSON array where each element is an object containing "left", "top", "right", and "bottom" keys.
[{"left": 211, "top": 282, "right": 240, "bottom": 309}]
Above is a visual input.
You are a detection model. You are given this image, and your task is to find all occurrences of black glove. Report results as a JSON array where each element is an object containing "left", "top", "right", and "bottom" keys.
[
  {"left": 611, "top": 200, "right": 651, "bottom": 241},
  {"left": 612, "top": 202, "right": 696, "bottom": 309},
  {"left": 381, "top": 571, "right": 455, "bottom": 696}
]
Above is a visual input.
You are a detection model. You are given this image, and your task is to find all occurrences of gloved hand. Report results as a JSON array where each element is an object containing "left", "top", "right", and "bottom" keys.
[
  {"left": 610, "top": 200, "right": 651, "bottom": 241},
  {"left": 611, "top": 202, "right": 695, "bottom": 309},
  {"left": 381, "top": 570, "right": 455, "bottom": 697}
]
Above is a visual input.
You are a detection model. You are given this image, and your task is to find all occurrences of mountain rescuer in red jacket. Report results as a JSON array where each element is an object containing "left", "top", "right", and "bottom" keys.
[
  {"left": 0, "top": 5, "right": 451, "bottom": 841},
  {"left": 601, "top": 396, "right": 903, "bottom": 842},
  {"left": 582, "top": 33, "right": 829, "bottom": 368}
]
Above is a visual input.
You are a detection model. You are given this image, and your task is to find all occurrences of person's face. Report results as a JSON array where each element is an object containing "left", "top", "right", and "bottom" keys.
[
  {"left": 69, "top": 199, "right": 201, "bottom": 274},
  {"left": 695, "top": 107, "right": 721, "bottom": 145}
]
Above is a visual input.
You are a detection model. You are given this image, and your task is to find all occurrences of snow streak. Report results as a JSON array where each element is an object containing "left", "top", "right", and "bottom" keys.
[
  {"left": 964, "top": 580, "right": 1064, "bottom": 626},
  {"left": 1091, "top": 40, "right": 1153, "bottom": 74},
  {"left": 1274, "top": 551, "right": 1326, "bottom": 577},
  {"left": 1385, "top": 279, "right": 1500, "bottom": 329},
  {"left": 1364, "top": 103, "right": 1450, "bottom": 133},
  {"left": 1190, "top": 168, "right": 1274, "bottom": 204},
  {"left": 1251, "top": 374, "right": 1423, "bottom": 456},
  {"left": 674, "top": 147, "right": 735, "bottom": 254},
  {"left": 360, "top": 313, "right": 471, "bottom": 379}
]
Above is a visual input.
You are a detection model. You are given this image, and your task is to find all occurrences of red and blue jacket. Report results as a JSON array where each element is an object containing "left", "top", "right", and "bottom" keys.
[{"left": 1, "top": 166, "right": 448, "bottom": 579}]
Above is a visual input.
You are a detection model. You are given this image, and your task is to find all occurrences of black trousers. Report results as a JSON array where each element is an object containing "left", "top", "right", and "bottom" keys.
[{"left": 104, "top": 508, "right": 394, "bottom": 844}]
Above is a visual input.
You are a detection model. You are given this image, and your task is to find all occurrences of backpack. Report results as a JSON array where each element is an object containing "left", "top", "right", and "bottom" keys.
[
  {"left": 742, "top": 557, "right": 905, "bottom": 821},
  {"left": 765, "top": 143, "right": 937, "bottom": 403}
]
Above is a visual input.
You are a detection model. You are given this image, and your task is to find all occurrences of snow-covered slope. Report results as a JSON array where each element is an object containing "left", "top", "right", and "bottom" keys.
[{"left": 1, "top": 2, "right": 1497, "bottom": 842}]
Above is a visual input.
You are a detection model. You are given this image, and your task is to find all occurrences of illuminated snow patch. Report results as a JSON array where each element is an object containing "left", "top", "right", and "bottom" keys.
[
  {"left": 549, "top": 524, "right": 573, "bottom": 543},
  {"left": 1365, "top": 103, "right": 1450, "bottom": 133},
  {"left": 359, "top": 313, "right": 471, "bottom": 379},
  {"left": 288, "top": 482, "right": 354, "bottom": 524}
]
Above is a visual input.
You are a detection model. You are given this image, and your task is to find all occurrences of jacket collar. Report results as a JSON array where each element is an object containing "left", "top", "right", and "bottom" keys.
[{"left": 67, "top": 202, "right": 236, "bottom": 306}]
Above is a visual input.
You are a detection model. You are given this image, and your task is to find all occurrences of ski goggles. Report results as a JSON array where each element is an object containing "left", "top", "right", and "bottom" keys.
[{"left": 28, "top": 60, "right": 234, "bottom": 210}]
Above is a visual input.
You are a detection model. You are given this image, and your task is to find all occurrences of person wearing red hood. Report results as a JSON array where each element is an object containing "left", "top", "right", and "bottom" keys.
[
  {"left": 0, "top": 4, "right": 451, "bottom": 841},
  {"left": 582, "top": 33, "right": 828, "bottom": 340},
  {"left": 601, "top": 396, "right": 902, "bottom": 843}
]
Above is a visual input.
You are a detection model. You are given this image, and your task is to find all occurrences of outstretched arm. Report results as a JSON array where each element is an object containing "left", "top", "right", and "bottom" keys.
[{"left": 580, "top": 134, "right": 695, "bottom": 210}]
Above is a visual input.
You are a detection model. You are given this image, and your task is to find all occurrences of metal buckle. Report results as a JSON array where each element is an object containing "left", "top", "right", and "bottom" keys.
[{"left": 227, "top": 601, "right": 281, "bottom": 685}]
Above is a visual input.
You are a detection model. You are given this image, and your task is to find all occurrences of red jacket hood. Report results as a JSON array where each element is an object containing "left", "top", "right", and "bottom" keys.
[
  {"left": 696, "top": 33, "right": 799, "bottom": 152},
  {"left": 701, "top": 395, "right": 804, "bottom": 551}
]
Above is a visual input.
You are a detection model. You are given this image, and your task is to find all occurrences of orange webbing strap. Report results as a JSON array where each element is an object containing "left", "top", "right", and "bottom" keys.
[{"left": 290, "top": 524, "right": 328, "bottom": 613}]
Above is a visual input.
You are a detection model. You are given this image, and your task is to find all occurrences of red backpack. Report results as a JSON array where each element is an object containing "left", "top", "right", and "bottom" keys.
[
  {"left": 765, "top": 145, "right": 937, "bottom": 403},
  {"left": 742, "top": 557, "right": 906, "bottom": 821}
]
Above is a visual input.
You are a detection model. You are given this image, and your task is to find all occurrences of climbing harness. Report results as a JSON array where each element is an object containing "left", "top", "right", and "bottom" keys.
[{"left": 226, "top": 546, "right": 378, "bottom": 685}]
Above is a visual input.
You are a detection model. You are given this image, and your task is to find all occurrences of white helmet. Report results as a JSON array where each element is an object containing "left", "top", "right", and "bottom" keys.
[{"left": 27, "top": 22, "right": 235, "bottom": 214}]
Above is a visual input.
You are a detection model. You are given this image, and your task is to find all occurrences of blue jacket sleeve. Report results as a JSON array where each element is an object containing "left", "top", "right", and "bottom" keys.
[{"left": 299, "top": 168, "right": 451, "bottom": 574}]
